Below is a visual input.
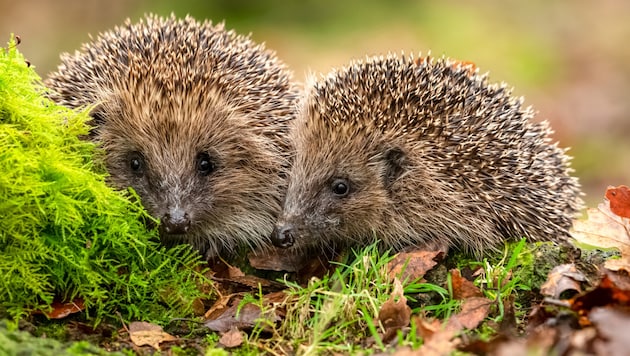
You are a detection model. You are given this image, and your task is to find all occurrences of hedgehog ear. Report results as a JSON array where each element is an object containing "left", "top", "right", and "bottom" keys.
[
  {"left": 87, "top": 110, "right": 106, "bottom": 138},
  {"left": 383, "top": 146, "right": 407, "bottom": 188}
]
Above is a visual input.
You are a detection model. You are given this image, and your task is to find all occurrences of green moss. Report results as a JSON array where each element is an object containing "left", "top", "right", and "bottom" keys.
[
  {"left": 0, "top": 320, "right": 120, "bottom": 356},
  {"left": 0, "top": 38, "right": 210, "bottom": 324}
]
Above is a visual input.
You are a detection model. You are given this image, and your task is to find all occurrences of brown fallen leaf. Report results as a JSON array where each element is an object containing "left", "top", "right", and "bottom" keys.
[
  {"left": 450, "top": 269, "right": 483, "bottom": 300},
  {"left": 378, "top": 278, "right": 411, "bottom": 343},
  {"left": 208, "top": 258, "right": 285, "bottom": 291},
  {"left": 219, "top": 327, "right": 244, "bottom": 348},
  {"left": 204, "top": 300, "right": 280, "bottom": 333},
  {"left": 571, "top": 200, "right": 630, "bottom": 271},
  {"left": 34, "top": 299, "right": 85, "bottom": 319},
  {"left": 410, "top": 296, "right": 491, "bottom": 355},
  {"left": 526, "top": 303, "right": 557, "bottom": 331},
  {"left": 540, "top": 263, "right": 586, "bottom": 299},
  {"left": 207, "top": 258, "right": 244, "bottom": 279},
  {"left": 606, "top": 185, "right": 630, "bottom": 219},
  {"left": 128, "top": 321, "right": 176, "bottom": 350},
  {"left": 204, "top": 293, "right": 242, "bottom": 320},
  {"left": 446, "top": 297, "right": 492, "bottom": 331},
  {"left": 413, "top": 316, "right": 459, "bottom": 356},
  {"left": 388, "top": 247, "right": 446, "bottom": 282},
  {"left": 570, "top": 271, "right": 630, "bottom": 319}
]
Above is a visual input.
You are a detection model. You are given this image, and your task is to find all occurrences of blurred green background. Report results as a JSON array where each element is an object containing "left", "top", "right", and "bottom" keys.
[{"left": 1, "top": 0, "right": 628, "bottom": 205}]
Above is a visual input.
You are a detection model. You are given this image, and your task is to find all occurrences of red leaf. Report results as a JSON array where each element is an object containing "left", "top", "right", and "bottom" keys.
[
  {"left": 40, "top": 299, "right": 85, "bottom": 319},
  {"left": 606, "top": 185, "right": 630, "bottom": 218}
]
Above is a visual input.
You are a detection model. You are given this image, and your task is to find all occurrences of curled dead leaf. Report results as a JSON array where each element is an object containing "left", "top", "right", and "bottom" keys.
[{"left": 540, "top": 263, "right": 586, "bottom": 299}]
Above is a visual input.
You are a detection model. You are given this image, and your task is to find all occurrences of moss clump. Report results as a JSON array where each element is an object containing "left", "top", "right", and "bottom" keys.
[
  {"left": 0, "top": 320, "right": 120, "bottom": 356},
  {"left": 0, "top": 38, "right": 209, "bottom": 324}
]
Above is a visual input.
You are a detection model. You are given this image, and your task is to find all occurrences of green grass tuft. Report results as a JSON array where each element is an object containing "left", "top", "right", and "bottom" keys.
[
  {"left": 0, "top": 37, "right": 210, "bottom": 324},
  {"left": 269, "top": 244, "right": 452, "bottom": 354}
]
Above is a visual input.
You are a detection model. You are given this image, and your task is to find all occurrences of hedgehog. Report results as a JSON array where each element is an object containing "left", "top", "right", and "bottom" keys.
[
  {"left": 271, "top": 54, "right": 583, "bottom": 255},
  {"left": 45, "top": 14, "right": 300, "bottom": 256}
]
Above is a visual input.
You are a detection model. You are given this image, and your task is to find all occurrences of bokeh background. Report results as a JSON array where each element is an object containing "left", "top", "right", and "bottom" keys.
[{"left": 2, "top": 0, "right": 628, "bottom": 205}]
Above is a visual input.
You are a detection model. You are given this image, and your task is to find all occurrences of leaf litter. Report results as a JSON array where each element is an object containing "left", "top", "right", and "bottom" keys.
[{"left": 20, "top": 185, "right": 630, "bottom": 355}]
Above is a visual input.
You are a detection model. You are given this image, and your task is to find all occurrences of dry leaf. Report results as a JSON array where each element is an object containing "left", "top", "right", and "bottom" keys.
[
  {"left": 228, "top": 265, "right": 245, "bottom": 278},
  {"left": 540, "top": 263, "right": 586, "bottom": 299},
  {"left": 388, "top": 248, "right": 445, "bottom": 282},
  {"left": 204, "top": 301, "right": 280, "bottom": 333},
  {"left": 378, "top": 278, "right": 411, "bottom": 343},
  {"left": 446, "top": 297, "right": 492, "bottom": 331},
  {"left": 450, "top": 269, "right": 483, "bottom": 300},
  {"left": 219, "top": 327, "right": 244, "bottom": 348},
  {"left": 204, "top": 293, "right": 240, "bottom": 320},
  {"left": 571, "top": 200, "right": 630, "bottom": 271},
  {"left": 570, "top": 272, "right": 630, "bottom": 317},
  {"left": 606, "top": 185, "right": 630, "bottom": 218},
  {"left": 128, "top": 321, "right": 176, "bottom": 350},
  {"left": 413, "top": 316, "right": 459, "bottom": 356},
  {"left": 37, "top": 299, "right": 84, "bottom": 319}
]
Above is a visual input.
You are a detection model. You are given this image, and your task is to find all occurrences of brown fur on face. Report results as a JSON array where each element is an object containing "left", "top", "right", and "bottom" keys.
[
  {"left": 45, "top": 15, "right": 299, "bottom": 255},
  {"left": 273, "top": 55, "right": 582, "bottom": 255}
]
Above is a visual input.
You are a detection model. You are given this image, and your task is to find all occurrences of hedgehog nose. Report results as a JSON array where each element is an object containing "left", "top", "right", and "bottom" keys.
[
  {"left": 271, "top": 224, "right": 295, "bottom": 248},
  {"left": 162, "top": 210, "right": 191, "bottom": 234}
]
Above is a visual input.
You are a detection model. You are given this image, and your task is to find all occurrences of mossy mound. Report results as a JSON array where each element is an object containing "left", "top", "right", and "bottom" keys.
[{"left": 0, "top": 38, "right": 209, "bottom": 324}]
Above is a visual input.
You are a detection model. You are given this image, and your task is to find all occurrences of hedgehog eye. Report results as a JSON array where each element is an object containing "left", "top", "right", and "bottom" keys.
[
  {"left": 196, "top": 152, "right": 215, "bottom": 176},
  {"left": 331, "top": 178, "right": 350, "bottom": 197},
  {"left": 127, "top": 152, "right": 144, "bottom": 176}
]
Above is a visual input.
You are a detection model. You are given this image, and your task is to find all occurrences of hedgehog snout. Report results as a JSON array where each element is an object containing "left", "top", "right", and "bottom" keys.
[
  {"left": 162, "top": 208, "right": 191, "bottom": 235},
  {"left": 271, "top": 223, "right": 295, "bottom": 248}
]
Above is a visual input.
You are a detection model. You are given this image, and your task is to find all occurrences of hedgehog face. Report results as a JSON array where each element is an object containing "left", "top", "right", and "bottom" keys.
[
  {"left": 95, "top": 84, "right": 284, "bottom": 256},
  {"left": 272, "top": 120, "right": 401, "bottom": 250}
]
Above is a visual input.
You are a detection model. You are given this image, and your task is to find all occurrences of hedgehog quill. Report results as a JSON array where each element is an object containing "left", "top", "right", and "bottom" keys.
[
  {"left": 272, "top": 55, "right": 583, "bottom": 255},
  {"left": 46, "top": 14, "right": 299, "bottom": 256}
]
